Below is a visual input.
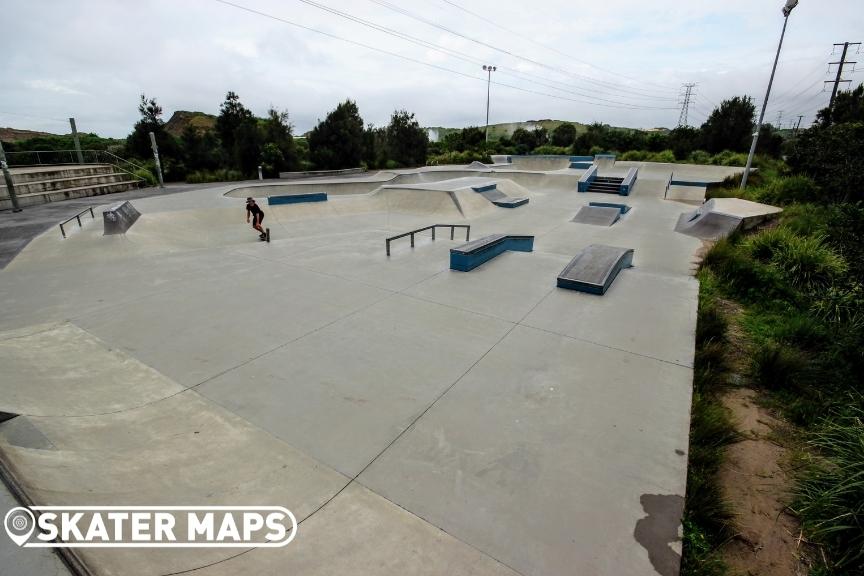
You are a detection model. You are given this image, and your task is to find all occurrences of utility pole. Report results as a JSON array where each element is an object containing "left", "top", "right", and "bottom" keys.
[
  {"left": 69, "top": 117, "right": 84, "bottom": 164},
  {"left": 741, "top": 0, "right": 799, "bottom": 191},
  {"left": 775, "top": 110, "right": 783, "bottom": 128},
  {"left": 825, "top": 42, "right": 860, "bottom": 112},
  {"left": 678, "top": 83, "right": 696, "bottom": 127},
  {"left": 0, "top": 139, "right": 22, "bottom": 212},
  {"left": 482, "top": 64, "right": 496, "bottom": 142},
  {"left": 149, "top": 132, "right": 164, "bottom": 188},
  {"left": 795, "top": 115, "right": 804, "bottom": 134}
]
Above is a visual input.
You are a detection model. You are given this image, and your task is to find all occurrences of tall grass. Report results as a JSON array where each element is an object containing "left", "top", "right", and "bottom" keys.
[
  {"left": 682, "top": 285, "right": 739, "bottom": 575},
  {"left": 793, "top": 407, "right": 864, "bottom": 574}
]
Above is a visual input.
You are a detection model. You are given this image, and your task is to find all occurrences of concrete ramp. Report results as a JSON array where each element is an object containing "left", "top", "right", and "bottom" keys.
[
  {"left": 510, "top": 155, "right": 571, "bottom": 171},
  {"left": 470, "top": 183, "right": 529, "bottom": 208},
  {"left": 571, "top": 206, "right": 620, "bottom": 226},
  {"left": 675, "top": 198, "right": 781, "bottom": 240},
  {"left": 557, "top": 244, "right": 634, "bottom": 295},
  {"left": 467, "top": 161, "right": 489, "bottom": 170}
]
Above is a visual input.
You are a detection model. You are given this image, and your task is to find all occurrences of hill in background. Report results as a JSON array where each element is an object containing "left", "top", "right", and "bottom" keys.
[
  {"left": 164, "top": 111, "right": 218, "bottom": 137},
  {"left": 0, "top": 127, "right": 61, "bottom": 143}
]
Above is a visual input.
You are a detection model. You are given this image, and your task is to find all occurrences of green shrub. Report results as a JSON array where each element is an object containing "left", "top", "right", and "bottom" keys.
[
  {"left": 696, "top": 302, "right": 728, "bottom": 347},
  {"left": 743, "top": 227, "right": 798, "bottom": 263},
  {"left": 185, "top": 169, "right": 245, "bottom": 184},
  {"left": 750, "top": 341, "right": 807, "bottom": 390},
  {"left": 648, "top": 149, "right": 676, "bottom": 163},
  {"left": 620, "top": 150, "right": 649, "bottom": 161},
  {"left": 758, "top": 175, "right": 821, "bottom": 205},
  {"left": 793, "top": 407, "right": 864, "bottom": 573},
  {"left": 775, "top": 234, "right": 847, "bottom": 293},
  {"left": 132, "top": 167, "right": 157, "bottom": 187},
  {"left": 687, "top": 150, "right": 713, "bottom": 165},
  {"left": 531, "top": 145, "right": 570, "bottom": 155},
  {"left": 710, "top": 150, "right": 748, "bottom": 167}
]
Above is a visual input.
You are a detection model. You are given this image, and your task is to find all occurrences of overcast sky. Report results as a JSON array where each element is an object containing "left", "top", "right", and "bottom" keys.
[{"left": 1, "top": 0, "right": 862, "bottom": 138}]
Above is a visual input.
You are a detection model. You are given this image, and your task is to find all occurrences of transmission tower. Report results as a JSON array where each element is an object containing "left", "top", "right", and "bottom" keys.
[
  {"left": 825, "top": 42, "right": 861, "bottom": 110},
  {"left": 678, "top": 83, "right": 697, "bottom": 127}
]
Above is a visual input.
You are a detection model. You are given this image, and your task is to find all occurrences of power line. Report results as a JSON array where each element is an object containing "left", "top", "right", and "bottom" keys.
[
  {"left": 210, "top": 0, "right": 676, "bottom": 112},
  {"left": 365, "top": 0, "right": 680, "bottom": 101},
  {"left": 435, "top": 0, "right": 677, "bottom": 93},
  {"left": 290, "top": 0, "right": 677, "bottom": 109}
]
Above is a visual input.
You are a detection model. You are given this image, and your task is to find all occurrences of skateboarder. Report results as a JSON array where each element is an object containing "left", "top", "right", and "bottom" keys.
[{"left": 245, "top": 198, "right": 268, "bottom": 240}]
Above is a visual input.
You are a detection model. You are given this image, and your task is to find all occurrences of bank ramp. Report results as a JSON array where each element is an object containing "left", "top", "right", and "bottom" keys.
[
  {"left": 571, "top": 206, "right": 620, "bottom": 226},
  {"left": 675, "top": 198, "right": 782, "bottom": 240},
  {"left": 557, "top": 244, "right": 634, "bottom": 295}
]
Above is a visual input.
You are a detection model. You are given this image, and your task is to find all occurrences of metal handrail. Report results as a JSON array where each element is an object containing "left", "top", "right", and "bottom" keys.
[
  {"left": 59, "top": 206, "right": 96, "bottom": 238},
  {"left": 664, "top": 171, "right": 674, "bottom": 199},
  {"left": 5, "top": 149, "right": 146, "bottom": 181},
  {"left": 386, "top": 224, "right": 470, "bottom": 256}
]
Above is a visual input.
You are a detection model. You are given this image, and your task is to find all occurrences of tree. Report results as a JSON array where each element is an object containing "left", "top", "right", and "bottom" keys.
[
  {"left": 817, "top": 83, "right": 864, "bottom": 126},
  {"left": 788, "top": 122, "right": 864, "bottom": 203},
  {"left": 700, "top": 96, "right": 755, "bottom": 153},
  {"left": 667, "top": 127, "right": 700, "bottom": 160},
  {"left": 307, "top": 100, "right": 365, "bottom": 169},
  {"left": 214, "top": 92, "right": 261, "bottom": 174},
  {"left": 126, "top": 93, "right": 178, "bottom": 160},
  {"left": 756, "top": 124, "right": 784, "bottom": 158},
  {"left": 181, "top": 126, "right": 221, "bottom": 171},
  {"left": 511, "top": 128, "right": 536, "bottom": 150},
  {"left": 216, "top": 91, "right": 254, "bottom": 155},
  {"left": 261, "top": 108, "right": 299, "bottom": 173},
  {"left": 550, "top": 123, "right": 577, "bottom": 147},
  {"left": 572, "top": 123, "right": 612, "bottom": 154},
  {"left": 384, "top": 110, "right": 429, "bottom": 167}
]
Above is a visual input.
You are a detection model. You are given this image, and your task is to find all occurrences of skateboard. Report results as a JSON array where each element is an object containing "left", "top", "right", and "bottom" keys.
[{"left": 259, "top": 228, "right": 270, "bottom": 242}]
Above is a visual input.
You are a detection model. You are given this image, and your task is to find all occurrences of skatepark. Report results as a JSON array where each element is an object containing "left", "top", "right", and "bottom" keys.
[{"left": 0, "top": 157, "right": 776, "bottom": 575}]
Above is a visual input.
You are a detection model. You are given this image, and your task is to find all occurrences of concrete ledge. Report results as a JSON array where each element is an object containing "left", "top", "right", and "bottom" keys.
[
  {"left": 492, "top": 197, "right": 529, "bottom": 208},
  {"left": 450, "top": 234, "right": 534, "bottom": 272},
  {"left": 268, "top": 192, "right": 328, "bottom": 205},
  {"left": 589, "top": 202, "right": 631, "bottom": 214},
  {"left": 619, "top": 168, "right": 639, "bottom": 196},
  {"left": 557, "top": 244, "right": 634, "bottom": 295},
  {"left": 102, "top": 201, "right": 140, "bottom": 235},
  {"left": 577, "top": 165, "right": 598, "bottom": 192}
]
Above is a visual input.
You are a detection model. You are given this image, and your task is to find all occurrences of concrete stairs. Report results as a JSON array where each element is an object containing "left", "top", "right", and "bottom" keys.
[
  {"left": 1, "top": 165, "right": 143, "bottom": 210},
  {"left": 586, "top": 176, "right": 624, "bottom": 194}
]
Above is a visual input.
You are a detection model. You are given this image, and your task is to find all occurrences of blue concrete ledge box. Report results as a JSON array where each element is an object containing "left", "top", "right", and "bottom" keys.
[
  {"left": 450, "top": 234, "right": 534, "bottom": 272},
  {"left": 589, "top": 202, "right": 631, "bottom": 214},
  {"left": 268, "top": 192, "right": 328, "bottom": 205}
]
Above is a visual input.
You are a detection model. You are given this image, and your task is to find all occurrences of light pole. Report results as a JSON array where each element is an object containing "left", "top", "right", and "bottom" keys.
[
  {"left": 740, "top": 0, "right": 799, "bottom": 190},
  {"left": 483, "top": 64, "right": 496, "bottom": 142}
]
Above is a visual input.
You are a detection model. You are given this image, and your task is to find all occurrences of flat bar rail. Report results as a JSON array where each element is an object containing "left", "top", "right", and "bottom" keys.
[
  {"left": 386, "top": 224, "right": 470, "bottom": 256},
  {"left": 59, "top": 206, "right": 96, "bottom": 238}
]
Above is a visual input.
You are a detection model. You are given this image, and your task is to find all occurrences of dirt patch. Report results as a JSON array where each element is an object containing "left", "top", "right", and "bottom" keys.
[{"left": 718, "top": 388, "right": 810, "bottom": 576}]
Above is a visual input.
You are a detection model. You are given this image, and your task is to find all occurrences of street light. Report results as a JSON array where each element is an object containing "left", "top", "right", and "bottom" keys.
[
  {"left": 740, "top": 0, "right": 799, "bottom": 190},
  {"left": 483, "top": 64, "right": 496, "bottom": 142}
]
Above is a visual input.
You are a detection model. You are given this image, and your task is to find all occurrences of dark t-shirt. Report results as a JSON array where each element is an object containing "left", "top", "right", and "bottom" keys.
[{"left": 247, "top": 203, "right": 263, "bottom": 218}]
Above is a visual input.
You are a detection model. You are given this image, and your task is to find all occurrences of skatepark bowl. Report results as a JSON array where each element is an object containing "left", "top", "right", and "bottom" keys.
[{"left": 1, "top": 159, "right": 746, "bottom": 576}]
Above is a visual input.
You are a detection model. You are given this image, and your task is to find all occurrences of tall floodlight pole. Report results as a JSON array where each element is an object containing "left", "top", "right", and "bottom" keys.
[
  {"left": 483, "top": 65, "right": 496, "bottom": 142},
  {"left": 741, "top": 0, "right": 799, "bottom": 190}
]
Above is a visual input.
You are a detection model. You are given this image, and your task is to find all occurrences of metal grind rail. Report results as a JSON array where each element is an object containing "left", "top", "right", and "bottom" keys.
[
  {"left": 59, "top": 206, "right": 96, "bottom": 238},
  {"left": 386, "top": 224, "right": 470, "bottom": 256}
]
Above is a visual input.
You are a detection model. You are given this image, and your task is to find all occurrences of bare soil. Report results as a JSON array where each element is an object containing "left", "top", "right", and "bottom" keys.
[{"left": 718, "top": 388, "right": 810, "bottom": 576}]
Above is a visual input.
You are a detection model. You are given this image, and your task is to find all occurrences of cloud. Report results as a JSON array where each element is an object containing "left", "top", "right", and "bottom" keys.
[
  {"left": 25, "top": 80, "right": 86, "bottom": 96},
  {"left": 0, "top": 0, "right": 860, "bottom": 137}
]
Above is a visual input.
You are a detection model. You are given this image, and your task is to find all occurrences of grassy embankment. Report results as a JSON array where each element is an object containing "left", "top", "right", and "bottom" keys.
[{"left": 682, "top": 157, "right": 864, "bottom": 576}]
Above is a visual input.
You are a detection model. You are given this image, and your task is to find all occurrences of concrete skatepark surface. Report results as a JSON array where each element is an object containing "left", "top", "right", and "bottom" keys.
[{"left": 0, "top": 161, "right": 742, "bottom": 576}]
